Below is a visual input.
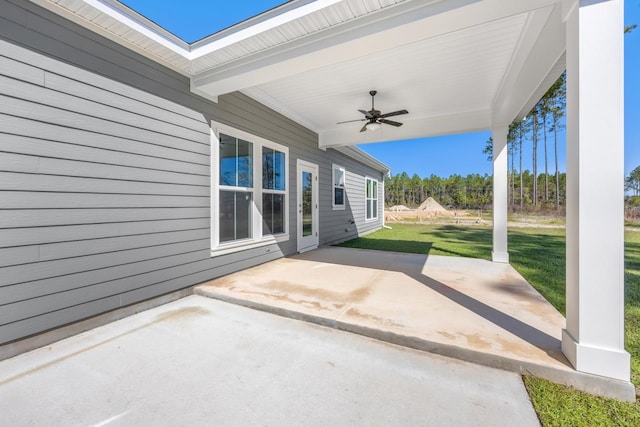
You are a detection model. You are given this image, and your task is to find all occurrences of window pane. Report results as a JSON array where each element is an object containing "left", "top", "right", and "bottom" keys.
[
  {"left": 263, "top": 193, "right": 285, "bottom": 235},
  {"left": 372, "top": 200, "right": 378, "bottom": 218},
  {"left": 237, "top": 139, "right": 253, "bottom": 188},
  {"left": 220, "top": 190, "right": 252, "bottom": 243},
  {"left": 272, "top": 194, "right": 284, "bottom": 234},
  {"left": 262, "top": 147, "right": 274, "bottom": 189},
  {"left": 366, "top": 179, "right": 371, "bottom": 198},
  {"left": 262, "top": 193, "right": 273, "bottom": 235},
  {"left": 372, "top": 180, "right": 378, "bottom": 199},
  {"left": 273, "top": 150, "right": 285, "bottom": 191},
  {"left": 334, "top": 188, "right": 344, "bottom": 206},
  {"left": 366, "top": 199, "right": 372, "bottom": 219},
  {"left": 236, "top": 191, "right": 252, "bottom": 239},
  {"left": 219, "top": 190, "right": 236, "bottom": 242},
  {"left": 334, "top": 167, "right": 344, "bottom": 187},
  {"left": 220, "top": 134, "right": 253, "bottom": 188},
  {"left": 219, "top": 134, "right": 237, "bottom": 186},
  {"left": 263, "top": 148, "right": 285, "bottom": 191}
]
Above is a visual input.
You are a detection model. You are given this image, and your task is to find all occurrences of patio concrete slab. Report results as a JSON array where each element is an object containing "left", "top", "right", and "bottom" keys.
[
  {"left": 196, "top": 246, "right": 634, "bottom": 400},
  {"left": 0, "top": 295, "right": 540, "bottom": 426}
]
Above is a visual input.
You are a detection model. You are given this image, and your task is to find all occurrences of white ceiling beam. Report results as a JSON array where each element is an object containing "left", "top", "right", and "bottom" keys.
[
  {"left": 318, "top": 110, "right": 491, "bottom": 148},
  {"left": 191, "top": 0, "right": 560, "bottom": 99},
  {"left": 491, "top": 4, "right": 566, "bottom": 126}
]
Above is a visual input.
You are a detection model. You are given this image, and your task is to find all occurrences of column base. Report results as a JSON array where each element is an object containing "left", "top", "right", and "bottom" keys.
[
  {"left": 562, "top": 329, "right": 631, "bottom": 381},
  {"left": 491, "top": 251, "right": 509, "bottom": 263}
]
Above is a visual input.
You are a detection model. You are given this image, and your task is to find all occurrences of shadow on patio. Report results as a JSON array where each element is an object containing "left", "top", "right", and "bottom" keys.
[
  {"left": 194, "top": 245, "right": 634, "bottom": 398},
  {"left": 195, "top": 246, "right": 582, "bottom": 381}
]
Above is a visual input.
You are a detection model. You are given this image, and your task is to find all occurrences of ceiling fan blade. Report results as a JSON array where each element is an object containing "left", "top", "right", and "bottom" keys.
[
  {"left": 360, "top": 123, "right": 368, "bottom": 132},
  {"left": 380, "top": 119, "right": 403, "bottom": 127},
  {"left": 336, "top": 118, "right": 366, "bottom": 124},
  {"left": 379, "top": 109, "right": 408, "bottom": 119},
  {"left": 358, "top": 109, "right": 374, "bottom": 119}
]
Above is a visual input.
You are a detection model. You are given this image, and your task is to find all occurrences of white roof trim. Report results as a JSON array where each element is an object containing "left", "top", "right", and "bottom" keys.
[
  {"left": 334, "top": 146, "right": 391, "bottom": 175},
  {"left": 189, "top": 0, "right": 342, "bottom": 60},
  {"left": 81, "top": 0, "right": 342, "bottom": 61},
  {"left": 83, "top": 0, "right": 190, "bottom": 57}
]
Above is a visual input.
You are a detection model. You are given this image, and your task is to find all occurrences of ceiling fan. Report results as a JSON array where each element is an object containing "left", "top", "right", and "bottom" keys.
[{"left": 337, "top": 90, "right": 408, "bottom": 132}]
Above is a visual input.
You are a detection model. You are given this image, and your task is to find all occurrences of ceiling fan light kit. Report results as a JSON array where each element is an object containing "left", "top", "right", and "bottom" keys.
[
  {"left": 337, "top": 90, "right": 408, "bottom": 133},
  {"left": 366, "top": 122, "right": 381, "bottom": 131}
]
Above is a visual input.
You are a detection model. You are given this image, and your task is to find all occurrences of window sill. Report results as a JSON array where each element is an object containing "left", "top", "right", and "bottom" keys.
[
  {"left": 332, "top": 205, "right": 346, "bottom": 211},
  {"left": 211, "top": 234, "right": 289, "bottom": 257}
]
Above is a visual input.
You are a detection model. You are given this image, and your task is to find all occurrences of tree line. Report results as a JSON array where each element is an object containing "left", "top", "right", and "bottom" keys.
[
  {"left": 483, "top": 73, "right": 567, "bottom": 210},
  {"left": 385, "top": 171, "right": 567, "bottom": 210},
  {"left": 386, "top": 26, "right": 637, "bottom": 211},
  {"left": 386, "top": 73, "right": 568, "bottom": 210},
  {"left": 628, "top": 166, "right": 640, "bottom": 198}
]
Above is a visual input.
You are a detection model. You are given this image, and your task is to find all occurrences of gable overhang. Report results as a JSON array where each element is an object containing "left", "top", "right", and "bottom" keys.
[{"left": 35, "top": 0, "right": 571, "bottom": 149}]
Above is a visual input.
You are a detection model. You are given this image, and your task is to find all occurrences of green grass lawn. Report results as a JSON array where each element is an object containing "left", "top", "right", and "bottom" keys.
[{"left": 339, "top": 223, "right": 640, "bottom": 425}]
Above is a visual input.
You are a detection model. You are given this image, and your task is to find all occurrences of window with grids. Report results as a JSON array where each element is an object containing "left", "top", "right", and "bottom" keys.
[
  {"left": 365, "top": 177, "right": 378, "bottom": 221},
  {"left": 262, "top": 146, "right": 286, "bottom": 235},
  {"left": 213, "top": 128, "right": 288, "bottom": 253},
  {"left": 332, "top": 164, "right": 345, "bottom": 210},
  {"left": 219, "top": 134, "right": 253, "bottom": 243}
]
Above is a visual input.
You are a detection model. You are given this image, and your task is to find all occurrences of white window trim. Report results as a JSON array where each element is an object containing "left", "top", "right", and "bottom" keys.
[
  {"left": 210, "top": 122, "right": 289, "bottom": 256},
  {"left": 332, "top": 163, "right": 346, "bottom": 210},
  {"left": 365, "top": 176, "right": 379, "bottom": 222}
]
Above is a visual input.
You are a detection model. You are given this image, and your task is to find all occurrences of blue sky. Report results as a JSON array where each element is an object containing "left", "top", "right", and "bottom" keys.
[
  {"left": 122, "top": 0, "right": 640, "bottom": 179},
  {"left": 120, "top": 0, "right": 287, "bottom": 42}
]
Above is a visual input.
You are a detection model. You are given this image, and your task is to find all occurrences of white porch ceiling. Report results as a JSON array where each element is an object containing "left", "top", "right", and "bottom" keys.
[
  {"left": 246, "top": 12, "right": 528, "bottom": 135},
  {"left": 37, "top": 0, "right": 571, "bottom": 148}
]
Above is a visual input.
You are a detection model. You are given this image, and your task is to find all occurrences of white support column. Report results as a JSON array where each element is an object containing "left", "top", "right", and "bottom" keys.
[
  {"left": 561, "top": 0, "right": 630, "bottom": 383},
  {"left": 492, "top": 126, "right": 509, "bottom": 263}
]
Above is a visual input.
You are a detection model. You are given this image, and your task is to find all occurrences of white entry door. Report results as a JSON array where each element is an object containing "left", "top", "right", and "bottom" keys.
[{"left": 297, "top": 160, "right": 319, "bottom": 253}]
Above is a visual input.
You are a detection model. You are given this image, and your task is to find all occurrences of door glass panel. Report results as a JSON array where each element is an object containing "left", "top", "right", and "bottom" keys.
[{"left": 302, "top": 171, "right": 313, "bottom": 237}]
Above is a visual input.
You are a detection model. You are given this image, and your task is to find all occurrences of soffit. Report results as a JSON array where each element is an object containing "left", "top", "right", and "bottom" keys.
[
  {"left": 34, "top": 0, "right": 567, "bottom": 148},
  {"left": 251, "top": 13, "right": 527, "bottom": 133},
  {"left": 37, "top": 0, "right": 406, "bottom": 75}
]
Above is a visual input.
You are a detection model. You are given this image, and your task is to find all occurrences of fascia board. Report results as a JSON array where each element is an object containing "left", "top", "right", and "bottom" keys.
[{"left": 79, "top": 0, "right": 342, "bottom": 61}]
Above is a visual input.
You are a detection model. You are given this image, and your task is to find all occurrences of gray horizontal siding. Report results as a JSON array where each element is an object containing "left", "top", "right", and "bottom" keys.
[
  {"left": 0, "top": 208, "right": 210, "bottom": 228},
  {"left": 0, "top": 172, "right": 208, "bottom": 196},
  {"left": 0, "top": 192, "right": 209, "bottom": 209},
  {"left": 0, "top": 250, "right": 283, "bottom": 344},
  {"left": 0, "top": 218, "right": 209, "bottom": 248},
  {"left": 0, "top": 93, "right": 208, "bottom": 155},
  {"left": 0, "top": 229, "right": 208, "bottom": 268},
  {"left": 0, "top": 0, "right": 384, "bottom": 346},
  {"left": 0, "top": 153, "right": 208, "bottom": 186},
  {"left": 0, "top": 130, "right": 210, "bottom": 173},
  {"left": 317, "top": 150, "right": 384, "bottom": 246},
  {"left": 0, "top": 74, "right": 209, "bottom": 145}
]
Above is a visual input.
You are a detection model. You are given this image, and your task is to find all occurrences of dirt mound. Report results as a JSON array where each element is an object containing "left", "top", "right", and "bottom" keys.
[
  {"left": 385, "top": 198, "right": 472, "bottom": 222},
  {"left": 418, "top": 197, "right": 448, "bottom": 213},
  {"left": 388, "top": 205, "right": 410, "bottom": 211}
]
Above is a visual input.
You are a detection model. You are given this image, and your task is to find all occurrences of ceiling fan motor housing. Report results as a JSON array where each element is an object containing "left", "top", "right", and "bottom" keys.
[{"left": 335, "top": 90, "right": 408, "bottom": 132}]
